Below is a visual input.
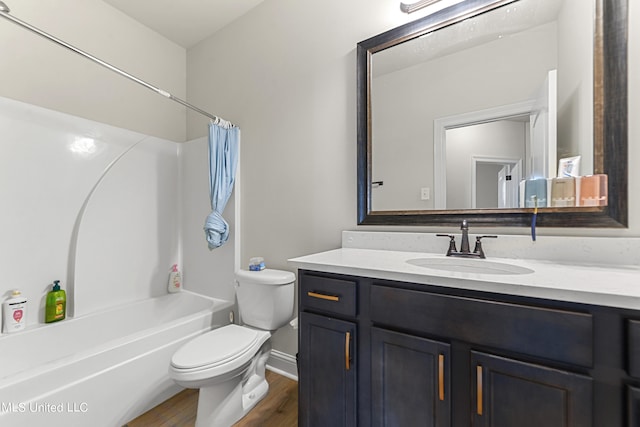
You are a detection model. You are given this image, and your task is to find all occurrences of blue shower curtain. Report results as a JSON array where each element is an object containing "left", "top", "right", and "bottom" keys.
[{"left": 204, "top": 122, "right": 239, "bottom": 249}]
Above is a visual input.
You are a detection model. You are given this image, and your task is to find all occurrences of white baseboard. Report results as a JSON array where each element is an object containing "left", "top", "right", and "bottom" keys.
[{"left": 267, "top": 349, "right": 298, "bottom": 381}]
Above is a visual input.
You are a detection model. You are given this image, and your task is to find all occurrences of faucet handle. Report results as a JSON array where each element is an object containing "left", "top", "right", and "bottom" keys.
[
  {"left": 436, "top": 234, "right": 457, "bottom": 256},
  {"left": 473, "top": 235, "right": 497, "bottom": 259}
]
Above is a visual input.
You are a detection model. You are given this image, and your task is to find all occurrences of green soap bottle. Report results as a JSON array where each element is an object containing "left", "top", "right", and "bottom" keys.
[{"left": 45, "top": 280, "right": 66, "bottom": 323}]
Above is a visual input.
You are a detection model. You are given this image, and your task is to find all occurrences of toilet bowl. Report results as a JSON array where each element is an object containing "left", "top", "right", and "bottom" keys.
[{"left": 169, "top": 269, "right": 295, "bottom": 427}]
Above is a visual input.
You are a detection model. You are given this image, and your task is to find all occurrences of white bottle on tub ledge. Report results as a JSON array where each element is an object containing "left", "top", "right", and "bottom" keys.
[
  {"left": 168, "top": 264, "right": 182, "bottom": 293},
  {"left": 3, "top": 289, "right": 27, "bottom": 333}
]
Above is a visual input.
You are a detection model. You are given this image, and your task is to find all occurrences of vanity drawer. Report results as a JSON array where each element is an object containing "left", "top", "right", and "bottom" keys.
[
  {"left": 628, "top": 320, "right": 640, "bottom": 378},
  {"left": 370, "top": 285, "right": 593, "bottom": 367},
  {"left": 301, "top": 274, "right": 357, "bottom": 317}
]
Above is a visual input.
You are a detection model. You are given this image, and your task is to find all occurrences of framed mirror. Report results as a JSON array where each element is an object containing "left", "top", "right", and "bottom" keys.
[{"left": 357, "top": 0, "right": 627, "bottom": 227}]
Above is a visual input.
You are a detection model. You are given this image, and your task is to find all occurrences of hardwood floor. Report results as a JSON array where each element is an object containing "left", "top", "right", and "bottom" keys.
[{"left": 123, "top": 370, "right": 298, "bottom": 427}]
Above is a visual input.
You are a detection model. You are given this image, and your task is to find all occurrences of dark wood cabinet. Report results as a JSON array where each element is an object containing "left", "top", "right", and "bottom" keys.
[
  {"left": 370, "top": 285, "right": 593, "bottom": 367},
  {"left": 629, "top": 386, "right": 640, "bottom": 427},
  {"left": 298, "top": 311, "right": 356, "bottom": 427},
  {"left": 471, "top": 351, "right": 592, "bottom": 427},
  {"left": 628, "top": 320, "right": 640, "bottom": 378},
  {"left": 371, "top": 327, "right": 451, "bottom": 427},
  {"left": 297, "top": 269, "right": 639, "bottom": 427}
]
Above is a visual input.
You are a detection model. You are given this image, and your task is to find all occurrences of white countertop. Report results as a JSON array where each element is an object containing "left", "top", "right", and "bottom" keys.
[{"left": 288, "top": 247, "right": 640, "bottom": 310}]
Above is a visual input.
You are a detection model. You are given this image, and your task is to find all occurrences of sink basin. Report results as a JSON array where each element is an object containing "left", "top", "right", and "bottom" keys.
[{"left": 406, "top": 257, "right": 534, "bottom": 275}]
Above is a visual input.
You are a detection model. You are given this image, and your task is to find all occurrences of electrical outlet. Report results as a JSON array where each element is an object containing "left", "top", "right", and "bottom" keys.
[{"left": 421, "top": 187, "right": 430, "bottom": 200}]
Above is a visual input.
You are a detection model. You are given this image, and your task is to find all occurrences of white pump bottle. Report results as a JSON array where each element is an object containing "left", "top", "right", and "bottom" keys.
[{"left": 168, "top": 264, "right": 182, "bottom": 293}]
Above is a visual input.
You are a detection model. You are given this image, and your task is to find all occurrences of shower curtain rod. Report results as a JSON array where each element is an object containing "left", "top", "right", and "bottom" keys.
[{"left": 0, "top": 1, "right": 235, "bottom": 128}]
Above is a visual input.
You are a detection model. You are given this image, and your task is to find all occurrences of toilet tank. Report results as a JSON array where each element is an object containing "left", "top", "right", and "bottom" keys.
[{"left": 235, "top": 269, "right": 295, "bottom": 330}]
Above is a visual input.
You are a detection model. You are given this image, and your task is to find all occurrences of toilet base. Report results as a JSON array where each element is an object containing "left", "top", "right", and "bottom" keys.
[
  {"left": 241, "top": 374, "right": 269, "bottom": 411},
  {"left": 194, "top": 342, "right": 271, "bottom": 427}
]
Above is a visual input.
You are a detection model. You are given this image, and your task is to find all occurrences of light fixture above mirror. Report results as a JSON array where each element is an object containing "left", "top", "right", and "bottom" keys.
[
  {"left": 400, "top": 0, "right": 440, "bottom": 13},
  {"left": 400, "top": 0, "right": 465, "bottom": 14}
]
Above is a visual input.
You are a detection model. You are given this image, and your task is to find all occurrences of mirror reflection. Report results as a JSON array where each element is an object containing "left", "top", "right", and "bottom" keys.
[{"left": 370, "top": 0, "right": 593, "bottom": 211}]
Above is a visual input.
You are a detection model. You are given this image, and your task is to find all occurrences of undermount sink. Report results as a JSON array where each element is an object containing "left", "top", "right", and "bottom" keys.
[{"left": 406, "top": 257, "right": 535, "bottom": 275}]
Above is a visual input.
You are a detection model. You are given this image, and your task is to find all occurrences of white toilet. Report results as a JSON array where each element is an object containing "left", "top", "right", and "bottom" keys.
[{"left": 169, "top": 269, "right": 295, "bottom": 427}]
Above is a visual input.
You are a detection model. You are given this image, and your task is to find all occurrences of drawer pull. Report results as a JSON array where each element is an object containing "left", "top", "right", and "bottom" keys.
[
  {"left": 438, "top": 354, "right": 445, "bottom": 401},
  {"left": 308, "top": 291, "right": 340, "bottom": 302},
  {"left": 476, "top": 365, "right": 483, "bottom": 415},
  {"left": 345, "top": 331, "right": 351, "bottom": 370}
]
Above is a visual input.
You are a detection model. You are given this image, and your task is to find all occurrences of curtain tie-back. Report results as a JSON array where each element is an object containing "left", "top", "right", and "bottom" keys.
[{"left": 204, "top": 210, "right": 229, "bottom": 249}]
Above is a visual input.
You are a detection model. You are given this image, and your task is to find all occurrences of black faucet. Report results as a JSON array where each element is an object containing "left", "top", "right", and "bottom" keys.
[
  {"left": 459, "top": 219, "right": 471, "bottom": 254},
  {"left": 437, "top": 220, "right": 497, "bottom": 259}
]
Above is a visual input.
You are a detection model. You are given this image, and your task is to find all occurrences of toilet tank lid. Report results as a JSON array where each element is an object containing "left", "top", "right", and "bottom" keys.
[{"left": 235, "top": 268, "right": 295, "bottom": 285}]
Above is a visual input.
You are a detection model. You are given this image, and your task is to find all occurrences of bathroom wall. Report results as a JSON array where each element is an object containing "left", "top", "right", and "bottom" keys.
[
  {"left": 0, "top": 95, "right": 180, "bottom": 327},
  {"left": 0, "top": 0, "right": 234, "bottom": 329},
  {"left": 186, "top": 0, "right": 640, "bottom": 360},
  {"left": 179, "top": 138, "right": 239, "bottom": 304},
  {"left": 557, "top": 0, "right": 594, "bottom": 173},
  {"left": 1, "top": 92, "right": 236, "bottom": 333},
  {"left": 0, "top": 0, "right": 187, "bottom": 142}
]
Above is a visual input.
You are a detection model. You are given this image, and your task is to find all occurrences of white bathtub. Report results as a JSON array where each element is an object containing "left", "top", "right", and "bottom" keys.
[{"left": 0, "top": 291, "right": 233, "bottom": 427}]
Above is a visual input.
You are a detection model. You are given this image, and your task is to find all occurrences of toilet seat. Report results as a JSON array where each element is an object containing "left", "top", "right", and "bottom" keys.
[{"left": 169, "top": 324, "right": 270, "bottom": 383}]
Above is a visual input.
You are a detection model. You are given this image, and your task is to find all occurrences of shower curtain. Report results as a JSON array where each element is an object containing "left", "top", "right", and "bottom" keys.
[{"left": 204, "top": 121, "right": 239, "bottom": 249}]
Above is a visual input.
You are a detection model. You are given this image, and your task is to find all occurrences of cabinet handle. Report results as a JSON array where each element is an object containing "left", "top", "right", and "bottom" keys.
[
  {"left": 438, "top": 354, "right": 445, "bottom": 401},
  {"left": 345, "top": 331, "right": 351, "bottom": 370},
  {"left": 307, "top": 291, "right": 340, "bottom": 302},
  {"left": 476, "top": 365, "right": 483, "bottom": 416}
]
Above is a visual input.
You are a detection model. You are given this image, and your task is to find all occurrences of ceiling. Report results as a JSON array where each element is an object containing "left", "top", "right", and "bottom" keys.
[{"left": 102, "top": 0, "right": 265, "bottom": 48}]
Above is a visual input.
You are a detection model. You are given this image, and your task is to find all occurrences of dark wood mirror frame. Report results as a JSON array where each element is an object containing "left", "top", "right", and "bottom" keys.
[{"left": 357, "top": 0, "right": 627, "bottom": 227}]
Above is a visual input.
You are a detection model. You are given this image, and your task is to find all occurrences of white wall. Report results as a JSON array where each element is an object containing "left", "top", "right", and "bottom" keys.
[
  {"left": 0, "top": 0, "right": 191, "bottom": 332},
  {"left": 179, "top": 138, "right": 238, "bottom": 304},
  {"left": 0, "top": 0, "right": 187, "bottom": 142},
  {"left": 0, "top": 101, "right": 233, "bottom": 337},
  {"left": 73, "top": 135, "right": 180, "bottom": 317},
  {"left": 557, "top": 0, "right": 594, "bottom": 171},
  {"left": 0, "top": 96, "right": 180, "bottom": 327},
  {"left": 186, "top": 0, "right": 395, "bottom": 356},
  {"left": 0, "top": 0, "right": 237, "bottom": 345},
  {"left": 187, "top": 0, "right": 640, "bottom": 359}
]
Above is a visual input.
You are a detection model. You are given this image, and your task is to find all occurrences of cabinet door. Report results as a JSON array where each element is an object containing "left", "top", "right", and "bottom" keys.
[
  {"left": 371, "top": 327, "right": 451, "bottom": 427},
  {"left": 471, "top": 351, "right": 592, "bottom": 427},
  {"left": 299, "top": 312, "right": 356, "bottom": 427},
  {"left": 629, "top": 386, "right": 640, "bottom": 427}
]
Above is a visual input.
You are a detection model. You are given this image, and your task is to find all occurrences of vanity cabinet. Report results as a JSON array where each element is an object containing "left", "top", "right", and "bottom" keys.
[
  {"left": 371, "top": 327, "right": 450, "bottom": 427},
  {"left": 370, "top": 283, "right": 593, "bottom": 427},
  {"left": 297, "top": 269, "right": 639, "bottom": 427},
  {"left": 298, "top": 274, "right": 358, "bottom": 427},
  {"left": 629, "top": 386, "right": 640, "bottom": 427},
  {"left": 299, "top": 312, "right": 356, "bottom": 427},
  {"left": 628, "top": 321, "right": 640, "bottom": 427},
  {"left": 471, "top": 351, "right": 592, "bottom": 427},
  {"left": 628, "top": 320, "right": 640, "bottom": 378}
]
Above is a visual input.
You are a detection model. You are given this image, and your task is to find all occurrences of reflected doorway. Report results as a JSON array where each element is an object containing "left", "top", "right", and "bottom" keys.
[{"left": 472, "top": 158, "right": 522, "bottom": 208}]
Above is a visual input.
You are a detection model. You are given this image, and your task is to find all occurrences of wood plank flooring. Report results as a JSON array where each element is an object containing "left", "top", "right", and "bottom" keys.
[{"left": 123, "top": 370, "right": 298, "bottom": 427}]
